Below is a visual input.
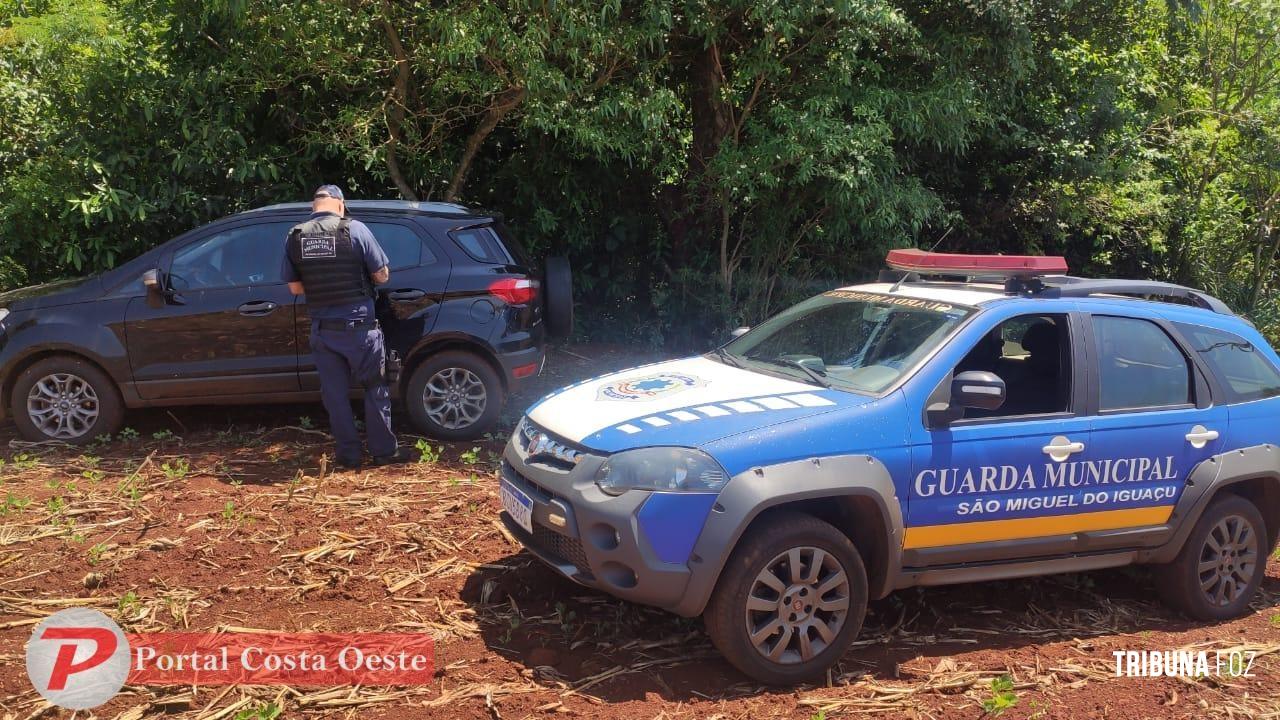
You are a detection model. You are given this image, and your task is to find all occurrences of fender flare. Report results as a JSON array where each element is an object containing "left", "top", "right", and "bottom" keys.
[
  {"left": 0, "top": 324, "right": 130, "bottom": 416},
  {"left": 669, "top": 454, "right": 902, "bottom": 617},
  {"left": 401, "top": 332, "right": 505, "bottom": 389},
  {"left": 1139, "top": 443, "right": 1280, "bottom": 564}
]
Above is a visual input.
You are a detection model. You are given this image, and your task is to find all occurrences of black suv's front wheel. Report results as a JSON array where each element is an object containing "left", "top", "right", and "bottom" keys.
[
  {"left": 12, "top": 356, "right": 123, "bottom": 444},
  {"left": 704, "top": 512, "right": 868, "bottom": 684},
  {"left": 405, "top": 350, "right": 503, "bottom": 441}
]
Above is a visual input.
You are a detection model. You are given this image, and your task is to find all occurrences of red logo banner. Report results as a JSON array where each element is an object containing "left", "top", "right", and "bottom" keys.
[{"left": 126, "top": 633, "right": 435, "bottom": 686}]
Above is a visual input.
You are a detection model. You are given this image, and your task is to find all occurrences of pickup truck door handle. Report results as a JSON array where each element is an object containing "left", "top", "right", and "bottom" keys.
[
  {"left": 387, "top": 289, "right": 427, "bottom": 302},
  {"left": 1185, "top": 425, "right": 1220, "bottom": 449},
  {"left": 1042, "top": 436, "right": 1086, "bottom": 462},
  {"left": 238, "top": 301, "right": 279, "bottom": 316}
]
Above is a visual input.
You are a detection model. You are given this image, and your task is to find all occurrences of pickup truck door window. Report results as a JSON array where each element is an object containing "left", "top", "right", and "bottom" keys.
[{"left": 907, "top": 313, "right": 1096, "bottom": 555}]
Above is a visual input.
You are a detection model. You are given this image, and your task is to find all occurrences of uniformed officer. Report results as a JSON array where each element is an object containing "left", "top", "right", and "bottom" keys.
[{"left": 282, "top": 185, "right": 408, "bottom": 469}]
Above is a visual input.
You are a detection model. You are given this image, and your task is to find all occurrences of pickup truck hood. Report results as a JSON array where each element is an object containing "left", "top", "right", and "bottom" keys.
[
  {"left": 0, "top": 276, "right": 104, "bottom": 311},
  {"left": 525, "top": 356, "right": 866, "bottom": 453}
]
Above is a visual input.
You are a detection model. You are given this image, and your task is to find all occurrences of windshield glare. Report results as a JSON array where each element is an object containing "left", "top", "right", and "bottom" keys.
[{"left": 722, "top": 290, "right": 974, "bottom": 393}]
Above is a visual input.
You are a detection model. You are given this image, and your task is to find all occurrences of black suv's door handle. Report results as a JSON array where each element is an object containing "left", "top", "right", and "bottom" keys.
[
  {"left": 238, "top": 301, "right": 279, "bottom": 316},
  {"left": 387, "top": 289, "right": 427, "bottom": 302}
]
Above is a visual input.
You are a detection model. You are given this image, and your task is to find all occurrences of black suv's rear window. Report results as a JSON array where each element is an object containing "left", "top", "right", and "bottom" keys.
[
  {"left": 449, "top": 221, "right": 532, "bottom": 268},
  {"left": 1176, "top": 322, "right": 1280, "bottom": 403}
]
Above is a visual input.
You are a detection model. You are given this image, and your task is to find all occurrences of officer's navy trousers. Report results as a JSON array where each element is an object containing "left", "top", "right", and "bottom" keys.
[{"left": 310, "top": 324, "right": 396, "bottom": 462}]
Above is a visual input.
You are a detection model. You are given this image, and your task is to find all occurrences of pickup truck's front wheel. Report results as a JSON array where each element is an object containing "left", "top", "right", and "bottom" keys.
[{"left": 704, "top": 512, "right": 867, "bottom": 684}]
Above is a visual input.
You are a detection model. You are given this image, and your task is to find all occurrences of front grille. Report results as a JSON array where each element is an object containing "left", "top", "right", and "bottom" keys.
[
  {"left": 532, "top": 525, "right": 592, "bottom": 577},
  {"left": 517, "top": 418, "right": 586, "bottom": 471},
  {"left": 502, "top": 460, "right": 554, "bottom": 501}
]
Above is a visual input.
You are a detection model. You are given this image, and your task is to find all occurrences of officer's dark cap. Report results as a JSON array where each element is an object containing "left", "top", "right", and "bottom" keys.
[{"left": 313, "top": 184, "right": 345, "bottom": 201}]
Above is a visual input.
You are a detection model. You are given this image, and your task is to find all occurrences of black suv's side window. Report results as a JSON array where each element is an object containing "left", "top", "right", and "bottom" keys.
[
  {"left": 365, "top": 222, "right": 434, "bottom": 270},
  {"left": 954, "top": 313, "right": 1072, "bottom": 418},
  {"left": 1094, "top": 315, "right": 1192, "bottom": 411},
  {"left": 169, "top": 222, "right": 294, "bottom": 291},
  {"left": 1175, "top": 322, "right": 1280, "bottom": 403}
]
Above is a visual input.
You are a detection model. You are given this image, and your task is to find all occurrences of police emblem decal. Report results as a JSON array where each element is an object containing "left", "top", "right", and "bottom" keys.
[
  {"left": 300, "top": 234, "right": 337, "bottom": 259},
  {"left": 597, "top": 373, "right": 706, "bottom": 401}
]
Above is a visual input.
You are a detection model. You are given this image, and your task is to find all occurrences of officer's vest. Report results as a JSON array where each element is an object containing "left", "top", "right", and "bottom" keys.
[{"left": 285, "top": 216, "right": 375, "bottom": 308}]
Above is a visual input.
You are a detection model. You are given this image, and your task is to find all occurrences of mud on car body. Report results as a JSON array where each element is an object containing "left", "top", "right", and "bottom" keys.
[{"left": 500, "top": 251, "right": 1280, "bottom": 684}]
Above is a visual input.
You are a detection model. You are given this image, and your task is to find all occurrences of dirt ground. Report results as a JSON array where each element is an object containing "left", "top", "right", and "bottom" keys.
[{"left": 1, "top": 343, "right": 1277, "bottom": 720}]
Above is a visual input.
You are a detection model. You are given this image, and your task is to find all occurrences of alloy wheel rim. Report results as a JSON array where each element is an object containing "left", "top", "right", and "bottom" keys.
[
  {"left": 423, "top": 367, "right": 487, "bottom": 430},
  {"left": 744, "top": 546, "right": 850, "bottom": 664},
  {"left": 1198, "top": 514, "right": 1258, "bottom": 608},
  {"left": 27, "top": 373, "right": 99, "bottom": 439}
]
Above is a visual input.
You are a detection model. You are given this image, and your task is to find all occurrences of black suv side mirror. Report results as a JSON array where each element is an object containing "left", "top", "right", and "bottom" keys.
[
  {"left": 952, "top": 370, "right": 1006, "bottom": 411},
  {"left": 142, "top": 268, "right": 182, "bottom": 306}
]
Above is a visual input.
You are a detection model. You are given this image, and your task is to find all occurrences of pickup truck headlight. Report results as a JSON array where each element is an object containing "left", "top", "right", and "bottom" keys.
[{"left": 595, "top": 447, "right": 729, "bottom": 496}]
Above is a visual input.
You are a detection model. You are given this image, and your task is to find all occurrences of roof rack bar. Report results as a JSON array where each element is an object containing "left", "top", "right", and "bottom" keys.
[{"left": 1037, "top": 278, "right": 1233, "bottom": 315}]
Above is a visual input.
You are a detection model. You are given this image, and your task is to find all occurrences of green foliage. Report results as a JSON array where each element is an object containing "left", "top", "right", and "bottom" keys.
[
  {"left": 982, "top": 674, "right": 1018, "bottom": 715},
  {"left": 460, "top": 447, "right": 481, "bottom": 465},
  {"left": 415, "top": 439, "right": 442, "bottom": 464},
  {"left": 160, "top": 458, "right": 189, "bottom": 480},
  {"left": 233, "top": 702, "right": 281, "bottom": 720},
  {"left": 2, "top": 0, "right": 1278, "bottom": 344}
]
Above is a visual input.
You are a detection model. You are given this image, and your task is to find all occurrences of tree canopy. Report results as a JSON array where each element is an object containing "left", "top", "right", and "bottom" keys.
[{"left": 2, "top": 0, "right": 1278, "bottom": 345}]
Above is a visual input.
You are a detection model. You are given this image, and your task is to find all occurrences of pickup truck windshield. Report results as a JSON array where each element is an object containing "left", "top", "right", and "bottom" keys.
[{"left": 719, "top": 290, "right": 975, "bottom": 394}]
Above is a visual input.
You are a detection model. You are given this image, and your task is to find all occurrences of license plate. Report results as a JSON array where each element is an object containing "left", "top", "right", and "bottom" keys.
[{"left": 500, "top": 479, "right": 534, "bottom": 534}]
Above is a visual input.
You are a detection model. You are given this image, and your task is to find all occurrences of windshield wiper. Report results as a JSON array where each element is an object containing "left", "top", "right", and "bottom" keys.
[
  {"left": 712, "top": 347, "right": 743, "bottom": 368},
  {"left": 758, "top": 357, "right": 832, "bottom": 388}
]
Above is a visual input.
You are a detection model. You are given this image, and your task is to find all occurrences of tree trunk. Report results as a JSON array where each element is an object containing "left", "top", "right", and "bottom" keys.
[
  {"left": 688, "top": 42, "right": 734, "bottom": 292},
  {"left": 380, "top": 10, "right": 418, "bottom": 201},
  {"left": 444, "top": 86, "right": 526, "bottom": 203}
]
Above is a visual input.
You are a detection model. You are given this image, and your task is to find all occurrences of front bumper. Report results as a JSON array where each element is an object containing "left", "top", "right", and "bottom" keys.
[{"left": 499, "top": 424, "right": 701, "bottom": 614}]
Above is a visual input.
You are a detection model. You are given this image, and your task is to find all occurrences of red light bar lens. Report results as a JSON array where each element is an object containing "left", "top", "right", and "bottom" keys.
[
  {"left": 886, "top": 249, "right": 1068, "bottom": 276},
  {"left": 489, "top": 277, "right": 539, "bottom": 305}
]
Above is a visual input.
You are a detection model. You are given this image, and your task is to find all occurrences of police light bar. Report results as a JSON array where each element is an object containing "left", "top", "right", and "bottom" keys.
[{"left": 886, "top": 249, "right": 1068, "bottom": 277}]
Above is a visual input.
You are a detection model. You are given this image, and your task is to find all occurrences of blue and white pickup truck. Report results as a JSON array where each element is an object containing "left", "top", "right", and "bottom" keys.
[{"left": 499, "top": 250, "right": 1280, "bottom": 684}]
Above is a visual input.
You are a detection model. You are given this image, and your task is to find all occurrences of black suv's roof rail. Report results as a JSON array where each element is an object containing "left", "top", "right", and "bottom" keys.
[{"left": 1026, "top": 276, "right": 1234, "bottom": 315}]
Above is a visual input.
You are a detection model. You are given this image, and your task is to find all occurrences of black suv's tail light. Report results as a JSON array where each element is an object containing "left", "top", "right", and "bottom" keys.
[{"left": 489, "top": 277, "right": 539, "bottom": 305}]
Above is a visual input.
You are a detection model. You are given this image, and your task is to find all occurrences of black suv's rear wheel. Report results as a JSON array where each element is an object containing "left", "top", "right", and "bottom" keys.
[
  {"left": 704, "top": 512, "right": 868, "bottom": 685},
  {"left": 405, "top": 350, "right": 503, "bottom": 440},
  {"left": 12, "top": 356, "right": 123, "bottom": 444},
  {"left": 1155, "top": 494, "right": 1266, "bottom": 621}
]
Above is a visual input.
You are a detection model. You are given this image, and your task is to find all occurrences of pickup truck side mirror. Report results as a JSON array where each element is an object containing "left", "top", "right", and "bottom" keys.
[
  {"left": 926, "top": 370, "right": 1006, "bottom": 426},
  {"left": 730, "top": 326, "right": 750, "bottom": 339},
  {"left": 952, "top": 370, "right": 1006, "bottom": 411},
  {"left": 142, "top": 268, "right": 163, "bottom": 290}
]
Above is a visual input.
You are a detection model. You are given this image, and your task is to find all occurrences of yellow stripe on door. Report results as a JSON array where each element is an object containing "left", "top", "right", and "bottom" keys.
[{"left": 903, "top": 506, "right": 1175, "bottom": 549}]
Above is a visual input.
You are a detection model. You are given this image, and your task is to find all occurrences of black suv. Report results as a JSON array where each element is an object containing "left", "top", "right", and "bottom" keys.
[{"left": 0, "top": 200, "right": 572, "bottom": 444}]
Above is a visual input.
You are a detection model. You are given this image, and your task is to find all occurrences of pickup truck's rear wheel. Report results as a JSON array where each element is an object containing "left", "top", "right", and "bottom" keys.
[
  {"left": 1155, "top": 494, "right": 1266, "bottom": 621},
  {"left": 405, "top": 350, "right": 503, "bottom": 441},
  {"left": 704, "top": 512, "right": 867, "bottom": 685},
  {"left": 11, "top": 357, "right": 122, "bottom": 444}
]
